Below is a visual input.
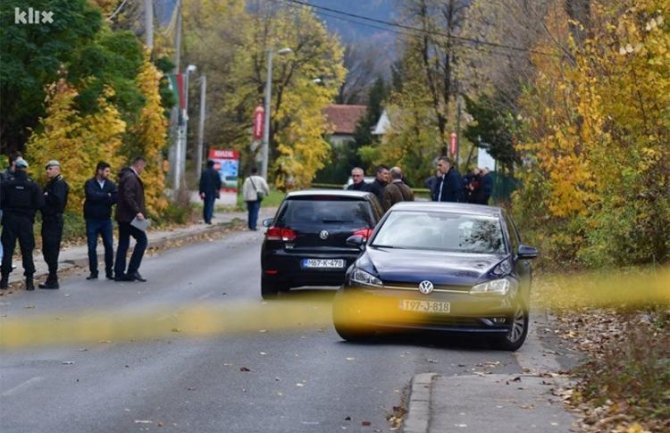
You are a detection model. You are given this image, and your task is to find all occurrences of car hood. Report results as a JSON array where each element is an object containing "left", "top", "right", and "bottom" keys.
[{"left": 361, "top": 247, "right": 508, "bottom": 286}]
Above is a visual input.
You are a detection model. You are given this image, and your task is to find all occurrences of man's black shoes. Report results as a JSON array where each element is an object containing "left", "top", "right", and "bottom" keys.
[
  {"left": 26, "top": 278, "right": 35, "bottom": 291},
  {"left": 38, "top": 280, "right": 59, "bottom": 289},
  {"left": 86, "top": 273, "right": 98, "bottom": 280},
  {"left": 128, "top": 272, "right": 147, "bottom": 282},
  {"left": 106, "top": 272, "right": 114, "bottom": 280},
  {"left": 0, "top": 276, "right": 8, "bottom": 290}
]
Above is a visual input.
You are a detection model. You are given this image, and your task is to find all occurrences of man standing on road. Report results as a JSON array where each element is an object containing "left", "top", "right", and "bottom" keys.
[
  {"left": 367, "top": 165, "right": 389, "bottom": 204},
  {"left": 114, "top": 157, "right": 148, "bottom": 282},
  {"left": 198, "top": 160, "right": 222, "bottom": 225},
  {"left": 382, "top": 167, "right": 414, "bottom": 211},
  {"left": 432, "top": 157, "right": 464, "bottom": 203},
  {"left": 346, "top": 167, "right": 370, "bottom": 192},
  {"left": 39, "top": 160, "right": 69, "bottom": 290},
  {"left": 83, "top": 161, "right": 117, "bottom": 280},
  {"left": 476, "top": 167, "right": 494, "bottom": 205},
  {"left": 241, "top": 166, "right": 269, "bottom": 231},
  {"left": 0, "top": 158, "right": 44, "bottom": 291}
]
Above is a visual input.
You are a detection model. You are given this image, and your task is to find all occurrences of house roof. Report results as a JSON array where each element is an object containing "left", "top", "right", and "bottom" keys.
[{"left": 323, "top": 104, "right": 367, "bottom": 135}]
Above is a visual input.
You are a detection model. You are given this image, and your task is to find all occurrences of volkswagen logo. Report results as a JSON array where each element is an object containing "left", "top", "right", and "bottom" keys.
[
  {"left": 319, "top": 230, "right": 329, "bottom": 240},
  {"left": 418, "top": 280, "right": 434, "bottom": 295}
]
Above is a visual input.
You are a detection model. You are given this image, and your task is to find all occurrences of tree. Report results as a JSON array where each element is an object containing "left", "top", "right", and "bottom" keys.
[{"left": 0, "top": 0, "right": 102, "bottom": 154}]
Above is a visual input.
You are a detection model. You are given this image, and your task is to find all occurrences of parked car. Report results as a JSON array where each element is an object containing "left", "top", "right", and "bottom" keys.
[
  {"left": 343, "top": 176, "right": 375, "bottom": 190},
  {"left": 332, "top": 202, "right": 538, "bottom": 351},
  {"left": 260, "top": 190, "right": 384, "bottom": 299}
]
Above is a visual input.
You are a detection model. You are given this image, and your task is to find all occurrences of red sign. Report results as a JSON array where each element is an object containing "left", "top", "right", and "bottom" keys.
[
  {"left": 253, "top": 105, "right": 264, "bottom": 140},
  {"left": 450, "top": 132, "right": 457, "bottom": 156}
]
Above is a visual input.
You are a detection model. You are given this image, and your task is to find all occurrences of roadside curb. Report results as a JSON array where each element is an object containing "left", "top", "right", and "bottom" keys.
[{"left": 403, "top": 373, "right": 437, "bottom": 433}]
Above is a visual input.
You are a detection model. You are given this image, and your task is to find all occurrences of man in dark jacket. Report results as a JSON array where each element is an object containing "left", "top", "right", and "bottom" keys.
[
  {"left": 367, "top": 165, "right": 389, "bottom": 204},
  {"left": 39, "top": 160, "right": 69, "bottom": 289},
  {"left": 382, "top": 167, "right": 414, "bottom": 211},
  {"left": 114, "top": 157, "right": 148, "bottom": 282},
  {"left": 432, "top": 157, "right": 464, "bottom": 203},
  {"left": 0, "top": 158, "right": 44, "bottom": 291},
  {"left": 476, "top": 167, "right": 494, "bottom": 205},
  {"left": 346, "top": 167, "right": 370, "bottom": 192},
  {"left": 198, "top": 160, "right": 222, "bottom": 224},
  {"left": 83, "top": 161, "right": 117, "bottom": 280}
]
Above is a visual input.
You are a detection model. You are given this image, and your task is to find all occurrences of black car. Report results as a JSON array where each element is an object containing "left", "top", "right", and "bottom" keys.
[
  {"left": 260, "top": 190, "right": 384, "bottom": 299},
  {"left": 332, "top": 202, "right": 538, "bottom": 351}
]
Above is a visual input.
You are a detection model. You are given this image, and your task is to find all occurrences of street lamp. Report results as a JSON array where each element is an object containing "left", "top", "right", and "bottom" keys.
[
  {"left": 261, "top": 47, "right": 292, "bottom": 180},
  {"left": 174, "top": 64, "right": 197, "bottom": 190}
]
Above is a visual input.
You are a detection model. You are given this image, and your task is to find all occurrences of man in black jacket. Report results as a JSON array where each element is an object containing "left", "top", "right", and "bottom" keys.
[
  {"left": 0, "top": 158, "right": 44, "bottom": 291},
  {"left": 39, "top": 160, "right": 69, "bottom": 289},
  {"left": 198, "top": 160, "right": 222, "bottom": 224},
  {"left": 346, "top": 167, "right": 370, "bottom": 192},
  {"left": 367, "top": 165, "right": 389, "bottom": 204},
  {"left": 432, "top": 157, "right": 464, "bottom": 203},
  {"left": 83, "top": 161, "right": 117, "bottom": 280}
]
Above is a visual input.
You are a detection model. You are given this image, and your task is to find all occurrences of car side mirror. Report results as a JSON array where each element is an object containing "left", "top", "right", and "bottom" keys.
[
  {"left": 262, "top": 218, "right": 274, "bottom": 228},
  {"left": 346, "top": 235, "right": 366, "bottom": 250},
  {"left": 517, "top": 244, "right": 539, "bottom": 259}
]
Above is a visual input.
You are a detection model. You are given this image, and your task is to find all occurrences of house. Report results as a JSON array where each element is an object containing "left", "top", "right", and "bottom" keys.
[{"left": 323, "top": 104, "right": 367, "bottom": 146}]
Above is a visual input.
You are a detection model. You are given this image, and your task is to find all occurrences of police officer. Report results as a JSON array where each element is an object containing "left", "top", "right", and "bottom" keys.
[
  {"left": 0, "top": 158, "right": 44, "bottom": 290},
  {"left": 39, "top": 160, "right": 69, "bottom": 289}
]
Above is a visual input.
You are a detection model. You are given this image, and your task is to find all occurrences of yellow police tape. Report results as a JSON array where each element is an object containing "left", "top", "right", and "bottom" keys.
[{"left": 0, "top": 268, "right": 668, "bottom": 350}]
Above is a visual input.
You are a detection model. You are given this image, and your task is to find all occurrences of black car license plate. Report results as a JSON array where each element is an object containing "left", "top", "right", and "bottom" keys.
[{"left": 301, "top": 258, "right": 345, "bottom": 269}]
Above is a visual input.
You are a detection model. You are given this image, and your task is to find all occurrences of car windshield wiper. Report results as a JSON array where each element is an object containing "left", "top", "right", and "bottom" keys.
[
  {"left": 321, "top": 219, "right": 353, "bottom": 223},
  {"left": 370, "top": 244, "right": 398, "bottom": 249}
]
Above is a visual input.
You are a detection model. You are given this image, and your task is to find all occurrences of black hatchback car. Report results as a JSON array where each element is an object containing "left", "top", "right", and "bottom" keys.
[
  {"left": 332, "top": 202, "right": 538, "bottom": 351},
  {"left": 260, "top": 190, "right": 384, "bottom": 299}
]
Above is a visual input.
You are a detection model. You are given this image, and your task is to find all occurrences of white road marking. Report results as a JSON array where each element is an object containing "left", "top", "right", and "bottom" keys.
[{"left": 1, "top": 376, "right": 44, "bottom": 397}]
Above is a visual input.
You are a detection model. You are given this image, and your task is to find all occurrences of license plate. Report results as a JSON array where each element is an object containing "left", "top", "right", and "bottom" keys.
[
  {"left": 399, "top": 299, "right": 451, "bottom": 314},
  {"left": 301, "top": 258, "right": 345, "bottom": 269}
]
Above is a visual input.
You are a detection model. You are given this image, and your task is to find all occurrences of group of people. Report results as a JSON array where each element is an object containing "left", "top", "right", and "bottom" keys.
[
  {"left": 0, "top": 153, "right": 150, "bottom": 291},
  {"left": 347, "top": 156, "right": 493, "bottom": 208}
]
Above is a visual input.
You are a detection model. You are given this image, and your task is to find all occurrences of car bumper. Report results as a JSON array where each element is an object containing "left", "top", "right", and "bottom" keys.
[
  {"left": 335, "top": 285, "right": 521, "bottom": 334},
  {"left": 262, "top": 251, "right": 360, "bottom": 288}
]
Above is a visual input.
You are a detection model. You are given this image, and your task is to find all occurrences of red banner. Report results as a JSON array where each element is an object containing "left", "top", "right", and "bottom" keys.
[
  {"left": 450, "top": 132, "right": 457, "bottom": 156},
  {"left": 253, "top": 105, "right": 264, "bottom": 140}
]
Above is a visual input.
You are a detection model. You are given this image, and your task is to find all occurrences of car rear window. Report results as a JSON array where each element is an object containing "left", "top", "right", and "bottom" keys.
[
  {"left": 276, "top": 198, "right": 375, "bottom": 228},
  {"left": 371, "top": 210, "right": 506, "bottom": 254}
]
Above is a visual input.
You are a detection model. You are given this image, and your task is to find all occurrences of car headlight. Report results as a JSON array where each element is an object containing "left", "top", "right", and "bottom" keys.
[
  {"left": 351, "top": 268, "right": 383, "bottom": 287},
  {"left": 470, "top": 278, "right": 517, "bottom": 295}
]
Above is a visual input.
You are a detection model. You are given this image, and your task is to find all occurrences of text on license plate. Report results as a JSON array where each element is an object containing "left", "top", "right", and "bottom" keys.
[
  {"left": 301, "top": 258, "right": 345, "bottom": 269},
  {"left": 399, "top": 299, "right": 451, "bottom": 314}
]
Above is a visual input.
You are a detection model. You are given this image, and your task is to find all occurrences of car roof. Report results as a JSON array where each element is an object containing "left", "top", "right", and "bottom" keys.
[
  {"left": 285, "top": 189, "right": 375, "bottom": 199},
  {"left": 388, "top": 201, "right": 504, "bottom": 217}
]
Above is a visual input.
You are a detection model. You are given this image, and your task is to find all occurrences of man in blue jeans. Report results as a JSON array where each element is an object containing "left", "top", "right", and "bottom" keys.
[
  {"left": 83, "top": 161, "right": 117, "bottom": 280},
  {"left": 241, "top": 167, "right": 269, "bottom": 231}
]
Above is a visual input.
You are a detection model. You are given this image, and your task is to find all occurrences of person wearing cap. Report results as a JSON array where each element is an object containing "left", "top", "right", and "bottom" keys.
[
  {"left": 38, "top": 160, "right": 70, "bottom": 289},
  {"left": 198, "top": 159, "right": 222, "bottom": 225},
  {"left": 0, "top": 158, "right": 44, "bottom": 291}
]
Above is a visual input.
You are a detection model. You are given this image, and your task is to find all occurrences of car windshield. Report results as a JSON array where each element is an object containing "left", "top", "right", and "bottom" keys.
[
  {"left": 371, "top": 210, "right": 506, "bottom": 254},
  {"left": 276, "top": 198, "right": 375, "bottom": 228}
]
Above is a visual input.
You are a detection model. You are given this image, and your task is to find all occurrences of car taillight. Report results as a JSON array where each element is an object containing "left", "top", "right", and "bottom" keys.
[
  {"left": 266, "top": 227, "right": 297, "bottom": 242},
  {"left": 352, "top": 228, "right": 373, "bottom": 240}
]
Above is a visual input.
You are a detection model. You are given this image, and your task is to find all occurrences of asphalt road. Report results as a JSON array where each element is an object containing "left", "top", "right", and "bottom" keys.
[{"left": 1, "top": 229, "right": 538, "bottom": 433}]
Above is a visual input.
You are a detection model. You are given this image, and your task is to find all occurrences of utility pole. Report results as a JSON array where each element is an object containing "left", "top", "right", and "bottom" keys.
[
  {"left": 196, "top": 75, "right": 207, "bottom": 179},
  {"left": 261, "top": 49, "right": 274, "bottom": 180},
  {"left": 170, "top": 0, "right": 182, "bottom": 191},
  {"left": 144, "top": 0, "right": 153, "bottom": 50}
]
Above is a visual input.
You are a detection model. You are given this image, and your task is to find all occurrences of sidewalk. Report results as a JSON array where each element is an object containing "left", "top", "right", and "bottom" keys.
[
  {"left": 403, "top": 313, "right": 579, "bottom": 433},
  {"left": 2, "top": 205, "right": 277, "bottom": 287}
]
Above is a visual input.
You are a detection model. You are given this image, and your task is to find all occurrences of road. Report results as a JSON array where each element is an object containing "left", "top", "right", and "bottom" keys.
[{"left": 1, "top": 229, "right": 547, "bottom": 433}]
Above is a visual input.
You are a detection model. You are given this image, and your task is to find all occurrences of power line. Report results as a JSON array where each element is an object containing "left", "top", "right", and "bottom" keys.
[{"left": 280, "top": 0, "right": 558, "bottom": 58}]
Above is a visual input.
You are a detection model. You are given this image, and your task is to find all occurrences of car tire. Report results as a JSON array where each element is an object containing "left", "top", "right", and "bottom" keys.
[
  {"left": 494, "top": 299, "right": 529, "bottom": 351},
  {"left": 261, "top": 278, "right": 282, "bottom": 300},
  {"left": 332, "top": 290, "right": 372, "bottom": 342}
]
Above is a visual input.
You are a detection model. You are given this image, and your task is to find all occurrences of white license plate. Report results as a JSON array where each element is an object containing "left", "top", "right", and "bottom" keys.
[
  {"left": 399, "top": 299, "right": 451, "bottom": 314},
  {"left": 301, "top": 258, "right": 345, "bottom": 269}
]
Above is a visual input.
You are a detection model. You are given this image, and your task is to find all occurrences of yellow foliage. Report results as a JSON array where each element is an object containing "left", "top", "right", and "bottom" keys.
[
  {"left": 26, "top": 79, "right": 126, "bottom": 214},
  {"left": 128, "top": 51, "right": 169, "bottom": 217}
]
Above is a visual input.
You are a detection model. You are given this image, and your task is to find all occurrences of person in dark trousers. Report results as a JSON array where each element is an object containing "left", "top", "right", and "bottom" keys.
[
  {"left": 83, "top": 161, "right": 117, "bottom": 280},
  {"left": 382, "top": 166, "right": 414, "bottom": 211},
  {"left": 367, "top": 165, "right": 390, "bottom": 204},
  {"left": 0, "top": 158, "right": 44, "bottom": 291},
  {"left": 241, "top": 166, "right": 269, "bottom": 231},
  {"left": 432, "top": 157, "right": 464, "bottom": 203},
  {"left": 476, "top": 167, "right": 494, "bottom": 205},
  {"left": 346, "top": 167, "right": 370, "bottom": 191},
  {"left": 39, "top": 160, "right": 69, "bottom": 289},
  {"left": 199, "top": 160, "right": 222, "bottom": 224},
  {"left": 114, "top": 157, "right": 148, "bottom": 282}
]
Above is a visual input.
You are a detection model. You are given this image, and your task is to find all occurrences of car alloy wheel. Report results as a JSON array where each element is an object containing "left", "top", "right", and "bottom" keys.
[{"left": 495, "top": 299, "right": 529, "bottom": 351}]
